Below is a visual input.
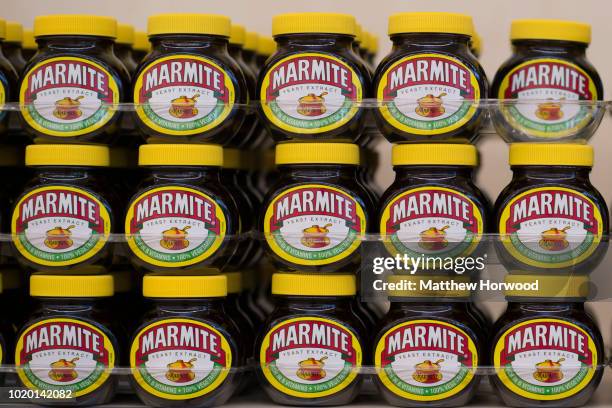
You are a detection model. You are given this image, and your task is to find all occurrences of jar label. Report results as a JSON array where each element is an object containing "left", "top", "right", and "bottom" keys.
[
  {"left": 375, "top": 320, "right": 478, "bottom": 401},
  {"left": 134, "top": 55, "right": 235, "bottom": 136},
  {"left": 380, "top": 187, "right": 484, "bottom": 258},
  {"left": 260, "top": 53, "right": 363, "bottom": 134},
  {"left": 260, "top": 316, "right": 362, "bottom": 398},
  {"left": 497, "top": 59, "right": 598, "bottom": 138},
  {"left": 493, "top": 318, "right": 597, "bottom": 401},
  {"left": 131, "top": 318, "right": 232, "bottom": 400},
  {"left": 377, "top": 53, "right": 481, "bottom": 135},
  {"left": 20, "top": 57, "right": 120, "bottom": 137},
  {"left": 125, "top": 186, "right": 227, "bottom": 268},
  {"left": 15, "top": 318, "right": 115, "bottom": 397},
  {"left": 498, "top": 187, "right": 603, "bottom": 268},
  {"left": 11, "top": 186, "right": 112, "bottom": 267},
  {"left": 263, "top": 184, "right": 366, "bottom": 266}
]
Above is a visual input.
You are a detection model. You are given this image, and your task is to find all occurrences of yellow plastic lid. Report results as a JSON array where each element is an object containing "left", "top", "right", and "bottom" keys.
[
  {"left": 225, "top": 272, "right": 242, "bottom": 294},
  {"left": 276, "top": 142, "right": 359, "bottom": 165},
  {"left": 133, "top": 31, "right": 150, "bottom": 52},
  {"left": 362, "top": 31, "right": 372, "bottom": 52},
  {"left": 139, "top": 144, "right": 223, "bottom": 167},
  {"left": 30, "top": 274, "right": 114, "bottom": 298},
  {"left": 6, "top": 21, "right": 22, "bottom": 43},
  {"left": 26, "top": 144, "right": 110, "bottom": 167},
  {"left": 257, "top": 36, "right": 276, "bottom": 56},
  {"left": 244, "top": 31, "right": 258, "bottom": 51},
  {"left": 0, "top": 19, "right": 6, "bottom": 40},
  {"left": 34, "top": 15, "right": 117, "bottom": 38},
  {"left": 388, "top": 12, "right": 474, "bottom": 36},
  {"left": 22, "top": 29, "right": 36, "bottom": 50},
  {"left": 509, "top": 143, "right": 593, "bottom": 167},
  {"left": 392, "top": 144, "right": 478, "bottom": 166},
  {"left": 148, "top": 13, "right": 231, "bottom": 37},
  {"left": 272, "top": 273, "right": 356, "bottom": 296},
  {"left": 504, "top": 275, "right": 589, "bottom": 299},
  {"left": 354, "top": 23, "right": 363, "bottom": 44},
  {"left": 230, "top": 24, "right": 246, "bottom": 46},
  {"left": 511, "top": 19, "right": 591, "bottom": 44},
  {"left": 387, "top": 275, "right": 471, "bottom": 298},
  {"left": 143, "top": 274, "right": 227, "bottom": 298},
  {"left": 370, "top": 33, "right": 379, "bottom": 54},
  {"left": 116, "top": 23, "right": 135, "bottom": 45},
  {"left": 273, "top": 13, "right": 356, "bottom": 37},
  {"left": 471, "top": 31, "right": 482, "bottom": 55}
]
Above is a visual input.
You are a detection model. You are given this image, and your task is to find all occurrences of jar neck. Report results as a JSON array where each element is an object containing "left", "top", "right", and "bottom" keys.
[
  {"left": 150, "top": 34, "right": 229, "bottom": 53},
  {"left": 148, "top": 165, "right": 221, "bottom": 181},
  {"left": 390, "top": 33, "right": 471, "bottom": 51},
  {"left": 276, "top": 295, "right": 354, "bottom": 310},
  {"left": 228, "top": 44, "right": 245, "bottom": 61},
  {"left": 278, "top": 164, "right": 359, "bottom": 179},
  {"left": 511, "top": 165, "right": 591, "bottom": 180},
  {"left": 150, "top": 297, "right": 226, "bottom": 313},
  {"left": 507, "top": 301, "right": 585, "bottom": 311},
  {"left": 36, "top": 35, "right": 115, "bottom": 53},
  {"left": 511, "top": 39, "right": 588, "bottom": 56},
  {"left": 394, "top": 165, "right": 475, "bottom": 180},
  {"left": 274, "top": 33, "right": 355, "bottom": 51},
  {"left": 390, "top": 300, "right": 470, "bottom": 312},
  {"left": 34, "top": 166, "right": 102, "bottom": 179},
  {"left": 37, "top": 297, "right": 106, "bottom": 312}
]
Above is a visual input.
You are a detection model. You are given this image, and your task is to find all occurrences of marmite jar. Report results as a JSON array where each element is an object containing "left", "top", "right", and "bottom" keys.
[
  {"left": 379, "top": 144, "right": 490, "bottom": 267},
  {"left": 255, "top": 36, "right": 275, "bottom": 71},
  {"left": 243, "top": 32, "right": 259, "bottom": 74},
  {"left": 494, "top": 144, "right": 608, "bottom": 274},
  {"left": 11, "top": 145, "right": 115, "bottom": 273},
  {"left": 133, "top": 14, "right": 247, "bottom": 144},
  {"left": 491, "top": 275, "right": 603, "bottom": 407},
  {"left": 491, "top": 20, "right": 603, "bottom": 142},
  {"left": 125, "top": 144, "right": 239, "bottom": 274},
  {"left": 257, "top": 13, "right": 370, "bottom": 143},
  {"left": 4, "top": 21, "right": 27, "bottom": 73},
  {"left": 257, "top": 273, "right": 365, "bottom": 406},
  {"left": 373, "top": 275, "right": 483, "bottom": 407},
  {"left": 15, "top": 274, "right": 119, "bottom": 406},
  {"left": 115, "top": 23, "right": 138, "bottom": 76},
  {"left": 130, "top": 274, "right": 242, "bottom": 407},
  {"left": 261, "top": 143, "right": 374, "bottom": 273},
  {"left": 19, "top": 15, "right": 129, "bottom": 144},
  {"left": 373, "top": 13, "right": 487, "bottom": 144}
]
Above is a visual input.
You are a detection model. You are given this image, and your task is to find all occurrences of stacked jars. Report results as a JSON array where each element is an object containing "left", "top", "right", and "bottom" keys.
[
  {"left": 123, "top": 13, "right": 263, "bottom": 406},
  {"left": 373, "top": 12, "right": 490, "bottom": 407},
  {"left": 489, "top": 20, "right": 607, "bottom": 407},
  {"left": 10, "top": 15, "right": 128, "bottom": 403},
  {"left": 256, "top": 12, "right": 374, "bottom": 405}
]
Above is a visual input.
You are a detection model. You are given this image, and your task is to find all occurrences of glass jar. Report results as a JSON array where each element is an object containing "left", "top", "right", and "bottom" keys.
[
  {"left": 257, "top": 13, "right": 370, "bottom": 143},
  {"left": 19, "top": 15, "right": 129, "bottom": 144},
  {"left": 133, "top": 13, "right": 247, "bottom": 144},
  {"left": 11, "top": 145, "right": 116, "bottom": 273},
  {"left": 373, "top": 12, "right": 487, "bottom": 143},
  {"left": 130, "top": 274, "right": 242, "bottom": 407},
  {"left": 257, "top": 273, "right": 366, "bottom": 406},
  {"left": 15, "top": 274, "right": 119, "bottom": 406},
  {"left": 491, "top": 20, "right": 603, "bottom": 141},
  {"left": 494, "top": 144, "right": 608, "bottom": 274}
]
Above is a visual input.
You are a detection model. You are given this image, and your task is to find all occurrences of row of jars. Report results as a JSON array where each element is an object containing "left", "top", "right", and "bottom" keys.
[
  {"left": 0, "top": 142, "right": 606, "bottom": 275},
  {"left": 0, "top": 271, "right": 602, "bottom": 408},
  {"left": 0, "top": 13, "right": 601, "bottom": 145}
]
